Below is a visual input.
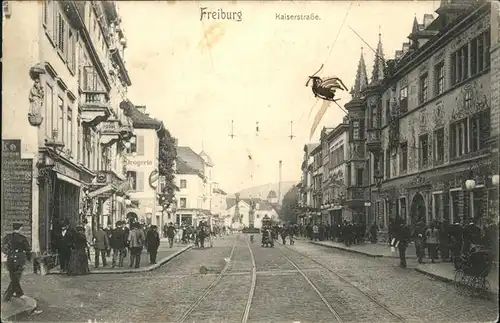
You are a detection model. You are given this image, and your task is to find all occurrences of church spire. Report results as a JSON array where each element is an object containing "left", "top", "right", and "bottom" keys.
[
  {"left": 351, "top": 47, "right": 368, "bottom": 99},
  {"left": 370, "top": 32, "right": 385, "bottom": 84}
]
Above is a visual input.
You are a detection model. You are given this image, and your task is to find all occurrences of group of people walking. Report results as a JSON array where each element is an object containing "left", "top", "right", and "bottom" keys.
[
  {"left": 52, "top": 219, "right": 163, "bottom": 276},
  {"left": 297, "top": 221, "right": 374, "bottom": 246}
]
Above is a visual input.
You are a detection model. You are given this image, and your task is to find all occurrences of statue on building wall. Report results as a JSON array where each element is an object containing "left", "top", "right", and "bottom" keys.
[{"left": 28, "top": 63, "right": 46, "bottom": 127}]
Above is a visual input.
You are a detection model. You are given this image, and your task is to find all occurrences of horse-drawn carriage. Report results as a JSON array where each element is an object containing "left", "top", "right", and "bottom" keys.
[{"left": 453, "top": 245, "right": 493, "bottom": 297}]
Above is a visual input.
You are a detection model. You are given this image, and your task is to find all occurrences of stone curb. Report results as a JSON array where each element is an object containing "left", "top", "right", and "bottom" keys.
[
  {"left": 47, "top": 245, "right": 193, "bottom": 275},
  {"left": 1, "top": 296, "right": 38, "bottom": 322},
  {"left": 413, "top": 268, "right": 499, "bottom": 298}
]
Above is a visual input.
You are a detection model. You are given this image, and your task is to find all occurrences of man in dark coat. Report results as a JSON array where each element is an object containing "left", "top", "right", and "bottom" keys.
[
  {"left": 93, "top": 226, "right": 110, "bottom": 268},
  {"left": 395, "top": 217, "right": 411, "bottom": 268},
  {"left": 57, "top": 220, "right": 73, "bottom": 272},
  {"left": 166, "top": 222, "right": 177, "bottom": 248},
  {"left": 145, "top": 225, "right": 160, "bottom": 264},
  {"left": 110, "top": 221, "right": 128, "bottom": 268},
  {"left": 2, "top": 223, "right": 31, "bottom": 302}
]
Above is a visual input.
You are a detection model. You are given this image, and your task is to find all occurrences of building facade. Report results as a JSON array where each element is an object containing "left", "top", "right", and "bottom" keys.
[
  {"left": 319, "top": 121, "right": 352, "bottom": 225},
  {"left": 2, "top": 1, "right": 135, "bottom": 256},
  {"left": 174, "top": 147, "right": 216, "bottom": 226},
  {"left": 344, "top": 0, "right": 499, "bottom": 235},
  {"left": 298, "top": 143, "right": 319, "bottom": 224}
]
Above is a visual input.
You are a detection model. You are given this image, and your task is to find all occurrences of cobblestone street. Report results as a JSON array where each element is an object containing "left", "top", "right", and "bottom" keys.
[{"left": 1, "top": 234, "right": 496, "bottom": 322}]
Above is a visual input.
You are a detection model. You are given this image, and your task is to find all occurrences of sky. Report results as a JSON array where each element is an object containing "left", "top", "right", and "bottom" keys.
[{"left": 118, "top": 0, "right": 440, "bottom": 194}]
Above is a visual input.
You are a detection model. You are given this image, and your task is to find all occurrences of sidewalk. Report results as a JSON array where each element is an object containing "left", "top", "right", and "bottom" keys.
[
  {"left": 1, "top": 295, "right": 38, "bottom": 322},
  {"left": 310, "top": 239, "right": 417, "bottom": 259},
  {"left": 308, "top": 239, "right": 498, "bottom": 295},
  {"left": 48, "top": 244, "right": 192, "bottom": 275}
]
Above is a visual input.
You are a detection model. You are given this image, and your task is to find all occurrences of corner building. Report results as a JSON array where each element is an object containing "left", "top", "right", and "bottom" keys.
[{"left": 344, "top": 0, "right": 498, "bottom": 237}]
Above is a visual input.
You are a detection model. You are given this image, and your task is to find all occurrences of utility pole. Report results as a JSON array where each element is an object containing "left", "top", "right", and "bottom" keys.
[{"left": 278, "top": 160, "right": 282, "bottom": 205}]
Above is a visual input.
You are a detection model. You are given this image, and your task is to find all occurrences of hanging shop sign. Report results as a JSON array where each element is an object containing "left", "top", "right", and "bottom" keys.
[{"left": 149, "top": 169, "right": 159, "bottom": 189}]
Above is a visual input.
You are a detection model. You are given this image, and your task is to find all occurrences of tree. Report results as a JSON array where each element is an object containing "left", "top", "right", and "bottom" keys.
[
  {"left": 158, "top": 128, "right": 179, "bottom": 208},
  {"left": 279, "top": 185, "right": 300, "bottom": 224}
]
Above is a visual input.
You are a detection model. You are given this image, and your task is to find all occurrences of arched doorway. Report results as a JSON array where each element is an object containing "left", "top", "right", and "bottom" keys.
[
  {"left": 126, "top": 212, "right": 138, "bottom": 225},
  {"left": 410, "top": 193, "right": 426, "bottom": 225}
]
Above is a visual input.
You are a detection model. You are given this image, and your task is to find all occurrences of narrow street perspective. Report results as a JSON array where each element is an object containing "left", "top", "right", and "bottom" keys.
[{"left": 1, "top": 0, "right": 499, "bottom": 322}]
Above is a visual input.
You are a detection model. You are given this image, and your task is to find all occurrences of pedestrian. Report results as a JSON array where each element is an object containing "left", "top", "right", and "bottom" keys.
[
  {"left": 312, "top": 223, "right": 319, "bottom": 241},
  {"left": 67, "top": 226, "right": 90, "bottom": 276},
  {"left": 425, "top": 221, "right": 439, "bottom": 263},
  {"left": 93, "top": 226, "right": 109, "bottom": 268},
  {"left": 128, "top": 222, "right": 145, "bottom": 268},
  {"left": 395, "top": 217, "right": 411, "bottom": 268},
  {"left": 57, "top": 220, "right": 73, "bottom": 273},
  {"left": 369, "top": 222, "right": 378, "bottom": 243},
  {"left": 146, "top": 225, "right": 160, "bottom": 264},
  {"left": 110, "top": 221, "right": 128, "bottom": 268},
  {"left": 1, "top": 223, "right": 31, "bottom": 302},
  {"left": 103, "top": 223, "right": 113, "bottom": 257},
  {"left": 166, "top": 222, "right": 176, "bottom": 248},
  {"left": 414, "top": 220, "right": 426, "bottom": 264}
]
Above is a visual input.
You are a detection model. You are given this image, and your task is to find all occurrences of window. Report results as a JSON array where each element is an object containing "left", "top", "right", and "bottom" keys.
[
  {"left": 471, "top": 31, "right": 491, "bottom": 76},
  {"left": 180, "top": 179, "right": 187, "bottom": 189},
  {"left": 127, "top": 171, "right": 137, "bottom": 190},
  {"left": 356, "top": 168, "right": 363, "bottom": 186},
  {"left": 399, "top": 86, "right": 408, "bottom": 112},
  {"left": 450, "top": 190, "right": 460, "bottom": 223},
  {"left": 464, "top": 91, "right": 472, "bottom": 110},
  {"left": 67, "top": 29, "right": 76, "bottom": 72},
  {"left": 450, "top": 119, "right": 468, "bottom": 159},
  {"left": 419, "top": 134, "right": 429, "bottom": 168},
  {"left": 434, "top": 62, "right": 444, "bottom": 95},
  {"left": 127, "top": 136, "right": 137, "bottom": 154},
  {"left": 385, "top": 148, "right": 391, "bottom": 179},
  {"left": 371, "top": 106, "right": 378, "bottom": 128},
  {"left": 57, "top": 96, "right": 64, "bottom": 142},
  {"left": 83, "top": 66, "right": 102, "bottom": 91},
  {"left": 433, "top": 193, "right": 443, "bottom": 221},
  {"left": 470, "top": 109, "right": 490, "bottom": 152},
  {"left": 347, "top": 165, "right": 352, "bottom": 186},
  {"left": 67, "top": 104, "right": 73, "bottom": 154},
  {"left": 399, "top": 197, "right": 407, "bottom": 221},
  {"left": 56, "top": 11, "right": 67, "bottom": 56},
  {"left": 45, "top": 84, "right": 53, "bottom": 137},
  {"left": 385, "top": 99, "right": 391, "bottom": 125},
  {"left": 451, "top": 45, "right": 468, "bottom": 85},
  {"left": 473, "top": 190, "right": 487, "bottom": 222},
  {"left": 352, "top": 121, "right": 360, "bottom": 140},
  {"left": 434, "top": 128, "right": 444, "bottom": 164},
  {"left": 400, "top": 142, "right": 408, "bottom": 173},
  {"left": 419, "top": 73, "right": 429, "bottom": 104},
  {"left": 77, "top": 116, "right": 82, "bottom": 163},
  {"left": 180, "top": 198, "right": 187, "bottom": 208}
]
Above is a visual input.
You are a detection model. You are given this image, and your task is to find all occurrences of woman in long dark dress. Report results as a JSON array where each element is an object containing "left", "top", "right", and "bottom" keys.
[{"left": 67, "top": 226, "right": 90, "bottom": 276}]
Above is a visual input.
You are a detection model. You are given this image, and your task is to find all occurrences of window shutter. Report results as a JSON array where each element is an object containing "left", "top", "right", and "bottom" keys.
[
  {"left": 137, "top": 135, "right": 145, "bottom": 155},
  {"left": 136, "top": 171, "right": 144, "bottom": 192}
]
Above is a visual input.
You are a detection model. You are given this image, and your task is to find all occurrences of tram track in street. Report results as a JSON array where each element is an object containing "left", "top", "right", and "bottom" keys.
[
  {"left": 279, "top": 243, "right": 406, "bottom": 322},
  {"left": 177, "top": 235, "right": 257, "bottom": 323}
]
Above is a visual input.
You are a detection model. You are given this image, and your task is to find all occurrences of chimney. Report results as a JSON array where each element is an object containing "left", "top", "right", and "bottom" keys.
[{"left": 136, "top": 105, "right": 146, "bottom": 114}]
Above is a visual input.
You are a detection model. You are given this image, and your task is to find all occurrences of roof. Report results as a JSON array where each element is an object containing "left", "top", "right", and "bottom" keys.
[
  {"left": 304, "top": 143, "right": 319, "bottom": 154},
  {"left": 120, "top": 100, "right": 163, "bottom": 130},
  {"left": 177, "top": 147, "right": 205, "bottom": 173},
  {"left": 199, "top": 150, "right": 214, "bottom": 166},
  {"left": 225, "top": 198, "right": 276, "bottom": 211},
  {"left": 175, "top": 157, "right": 199, "bottom": 175},
  {"left": 213, "top": 187, "right": 227, "bottom": 195}
]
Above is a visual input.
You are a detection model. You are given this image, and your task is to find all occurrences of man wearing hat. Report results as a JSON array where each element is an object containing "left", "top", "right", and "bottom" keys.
[
  {"left": 110, "top": 221, "right": 128, "bottom": 268},
  {"left": 1, "top": 223, "right": 31, "bottom": 302}
]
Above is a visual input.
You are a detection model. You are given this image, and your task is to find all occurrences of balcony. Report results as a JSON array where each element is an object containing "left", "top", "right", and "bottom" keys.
[
  {"left": 346, "top": 186, "right": 366, "bottom": 209},
  {"left": 366, "top": 128, "right": 382, "bottom": 153},
  {"left": 80, "top": 90, "right": 112, "bottom": 128}
]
